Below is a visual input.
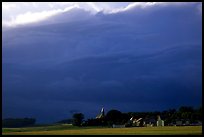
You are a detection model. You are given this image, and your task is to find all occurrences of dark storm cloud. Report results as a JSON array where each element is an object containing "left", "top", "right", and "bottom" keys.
[{"left": 2, "top": 3, "right": 202, "bottom": 123}]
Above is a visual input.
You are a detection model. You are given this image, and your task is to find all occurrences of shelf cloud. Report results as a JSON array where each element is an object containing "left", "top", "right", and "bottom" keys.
[{"left": 2, "top": 2, "right": 202, "bottom": 123}]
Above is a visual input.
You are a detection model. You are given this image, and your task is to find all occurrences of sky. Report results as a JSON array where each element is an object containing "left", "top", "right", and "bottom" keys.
[{"left": 2, "top": 2, "right": 202, "bottom": 124}]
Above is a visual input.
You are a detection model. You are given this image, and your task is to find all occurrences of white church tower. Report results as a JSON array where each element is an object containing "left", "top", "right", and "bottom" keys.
[{"left": 96, "top": 107, "right": 105, "bottom": 119}]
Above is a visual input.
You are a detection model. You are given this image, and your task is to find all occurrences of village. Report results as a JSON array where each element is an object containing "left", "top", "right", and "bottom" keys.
[
  {"left": 3, "top": 106, "right": 202, "bottom": 128},
  {"left": 79, "top": 107, "right": 202, "bottom": 128}
]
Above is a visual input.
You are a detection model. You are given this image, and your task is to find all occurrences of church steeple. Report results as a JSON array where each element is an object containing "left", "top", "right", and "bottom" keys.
[
  {"left": 101, "top": 107, "right": 105, "bottom": 117},
  {"left": 96, "top": 107, "right": 105, "bottom": 119}
]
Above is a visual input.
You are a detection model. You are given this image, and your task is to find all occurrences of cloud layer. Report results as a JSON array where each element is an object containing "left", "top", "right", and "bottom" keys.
[{"left": 2, "top": 2, "right": 202, "bottom": 123}]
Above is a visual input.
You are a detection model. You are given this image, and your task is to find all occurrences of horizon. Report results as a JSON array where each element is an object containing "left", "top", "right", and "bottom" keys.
[{"left": 3, "top": 105, "right": 202, "bottom": 124}]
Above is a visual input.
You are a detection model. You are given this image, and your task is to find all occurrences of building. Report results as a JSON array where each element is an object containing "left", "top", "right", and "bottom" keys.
[
  {"left": 96, "top": 107, "right": 105, "bottom": 119},
  {"left": 130, "top": 117, "right": 143, "bottom": 127},
  {"left": 143, "top": 117, "right": 156, "bottom": 127},
  {"left": 156, "top": 115, "right": 164, "bottom": 126},
  {"left": 176, "top": 120, "right": 182, "bottom": 126},
  {"left": 112, "top": 124, "right": 125, "bottom": 128}
]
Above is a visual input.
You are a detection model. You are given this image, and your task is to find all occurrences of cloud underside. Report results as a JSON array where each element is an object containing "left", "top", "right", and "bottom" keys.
[{"left": 2, "top": 2, "right": 202, "bottom": 123}]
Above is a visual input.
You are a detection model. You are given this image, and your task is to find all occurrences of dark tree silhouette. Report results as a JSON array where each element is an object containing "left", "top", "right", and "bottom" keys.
[
  {"left": 105, "top": 109, "right": 123, "bottom": 125},
  {"left": 72, "top": 113, "right": 84, "bottom": 126}
]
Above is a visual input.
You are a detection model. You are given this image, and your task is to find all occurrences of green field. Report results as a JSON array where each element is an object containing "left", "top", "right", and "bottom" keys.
[{"left": 2, "top": 124, "right": 202, "bottom": 135}]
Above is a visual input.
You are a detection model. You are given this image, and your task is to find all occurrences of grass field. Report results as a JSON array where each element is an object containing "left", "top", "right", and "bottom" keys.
[{"left": 2, "top": 124, "right": 202, "bottom": 135}]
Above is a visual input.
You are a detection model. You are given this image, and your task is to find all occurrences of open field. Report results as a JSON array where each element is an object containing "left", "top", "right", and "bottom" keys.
[{"left": 2, "top": 124, "right": 202, "bottom": 135}]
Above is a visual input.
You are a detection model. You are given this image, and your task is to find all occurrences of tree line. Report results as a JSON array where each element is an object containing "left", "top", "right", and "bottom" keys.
[
  {"left": 2, "top": 118, "right": 36, "bottom": 128},
  {"left": 70, "top": 106, "right": 202, "bottom": 127},
  {"left": 2, "top": 106, "right": 202, "bottom": 127}
]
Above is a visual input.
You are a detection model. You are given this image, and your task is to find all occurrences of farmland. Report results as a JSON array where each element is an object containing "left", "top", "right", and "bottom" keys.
[{"left": 2, "top": 124, "right": 202, "bottom": 135}]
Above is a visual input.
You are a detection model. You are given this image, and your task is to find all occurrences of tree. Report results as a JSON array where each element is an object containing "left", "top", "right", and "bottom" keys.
[
  {"left": 72, "top": 113, "right": 84, "bottom": 126},
  {"left": 121, "top": 113, "right": 130, "bottom": 124},
  {"left": 179, "top": 106, "right": 194, "bottom": 113},
  {"left": 105, "top": 109, "right": 123, "bottom": 125}
]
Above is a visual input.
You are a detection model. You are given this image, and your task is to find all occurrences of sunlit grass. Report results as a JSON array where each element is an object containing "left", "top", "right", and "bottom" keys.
[{"left": 2, "top": 125, "right": 202, "bottom": 135}]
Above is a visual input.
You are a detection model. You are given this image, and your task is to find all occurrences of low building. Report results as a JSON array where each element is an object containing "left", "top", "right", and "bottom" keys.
[
  {"left": 143, "top": 117, "right": 156, "bottom": 127},
  {"left": 156, "top": 115, "right": 164, "bottom": 126},
  {"left": 112, "top": 124, "right": 126, "bottom": 128},
  {"left": 130, "top": 117, "right": 143, "bottom": 127},
  {"left": 176, "top": 120, "right": 182, "bottom": 126}
]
